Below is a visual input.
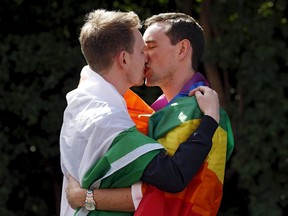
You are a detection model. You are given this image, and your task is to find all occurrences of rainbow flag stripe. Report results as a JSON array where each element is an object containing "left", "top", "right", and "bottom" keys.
[{"left": 134, "top": 94, "right": 234, "bottom": 216}]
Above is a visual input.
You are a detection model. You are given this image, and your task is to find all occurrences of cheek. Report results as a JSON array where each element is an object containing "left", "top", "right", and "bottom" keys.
[
  {"left": 149, "top": 52, "right": 160, "bottom": 64},
  {"left": 152, "top": 54, "right": 166, "bottom": 67},
  {"left": 152, "top": 49, "right": 167, "bottom": 61},
  {"left": 138, "top": 54, "right": 145, "bottom": 63},
  {"left": 149, "top": 50, "right": 158, "bottom": 58}
]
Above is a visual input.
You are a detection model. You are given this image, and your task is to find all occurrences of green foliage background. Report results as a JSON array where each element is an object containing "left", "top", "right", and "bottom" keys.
[{"left": 0, "top": 0, "right": 287, "bottom": 215}]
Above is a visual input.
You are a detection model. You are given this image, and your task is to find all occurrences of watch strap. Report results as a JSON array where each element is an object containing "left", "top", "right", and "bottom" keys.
[{"left": 84, "top": 189, "right": 96, "bottom": 211}]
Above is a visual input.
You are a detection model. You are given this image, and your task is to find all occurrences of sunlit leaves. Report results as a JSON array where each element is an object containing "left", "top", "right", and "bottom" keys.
[{"left": 258, "top": 1, "right": 274, "bottom": 17}]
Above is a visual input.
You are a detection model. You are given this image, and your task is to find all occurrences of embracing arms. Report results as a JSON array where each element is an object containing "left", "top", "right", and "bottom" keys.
[{"left": 66, "top": 86, "right": 219, "bottom": 211}]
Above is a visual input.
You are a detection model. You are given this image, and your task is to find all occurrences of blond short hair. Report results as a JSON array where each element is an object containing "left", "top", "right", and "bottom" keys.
[{"left": 79, "top": 9, "right": 141, "bottom": 72}]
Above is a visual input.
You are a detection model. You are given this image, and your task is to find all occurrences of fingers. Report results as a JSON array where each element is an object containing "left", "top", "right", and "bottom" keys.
[
  {"left": 188, "top": 86, "right": 217, "bottom": 97},
  {"left": 66, "top": 173, "right": 71, "bottom": 180},
  {"left": 192, "top": 86, "right": 220, "bottom": 123},
  {"left": 194, "top": 90, "right": 202, "bottom": 98},
  {"left": 66, "top": 173, "right": 77, "bottom": 183},
  {"left": 188, "top": 86, "right": 203, "bottom": 96},
  {"left": 188, "top": 88, "right": 197, "bottom": 96},
  {"left": 197, "top": 86, "right": 217, "bottom": 95}
]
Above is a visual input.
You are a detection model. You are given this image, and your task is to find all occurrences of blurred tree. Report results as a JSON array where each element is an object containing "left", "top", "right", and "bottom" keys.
[
  {"left": 204, "top": 0, "right": 288, "bottom": 215},
  {"left": 0, "top": 0, "right": 86, "bottom": 215}
]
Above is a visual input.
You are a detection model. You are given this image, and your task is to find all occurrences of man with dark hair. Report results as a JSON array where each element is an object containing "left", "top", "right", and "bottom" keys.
[{"left": 60, "top": 10, "right": 223, "bottom": 216}]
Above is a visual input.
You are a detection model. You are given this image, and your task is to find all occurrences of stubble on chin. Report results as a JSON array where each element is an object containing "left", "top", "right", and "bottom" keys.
[
  {"left": 144, "top": 78, "right": 151, "bottom": 87},
  {"left": 144, "top": 77, "right": 158, "bottom": 87},
  {"left": 132, "top": 78, "right": 145, "bottom": 87}
]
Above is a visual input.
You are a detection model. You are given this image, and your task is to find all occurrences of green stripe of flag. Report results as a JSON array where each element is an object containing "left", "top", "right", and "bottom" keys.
[
  {"left": 149, "top": 96, "right": 234, "bottom": 160},
  {"left": 82, "top": 126, "right": 163, "bottom": 189}
]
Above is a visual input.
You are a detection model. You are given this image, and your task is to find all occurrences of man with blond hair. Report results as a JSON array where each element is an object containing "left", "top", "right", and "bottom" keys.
[{"left": 60, "top": 9, "right": 222, "bottom": 216}]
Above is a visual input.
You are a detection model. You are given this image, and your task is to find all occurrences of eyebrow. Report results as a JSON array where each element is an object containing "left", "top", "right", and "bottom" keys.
[{"left": 145, "top": 40, "right": 156, "bottom": 45}]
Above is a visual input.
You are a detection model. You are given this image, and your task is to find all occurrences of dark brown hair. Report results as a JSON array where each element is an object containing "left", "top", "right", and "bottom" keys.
[{"left": 145, "top": 13, "right": 204, "bottom": 71}]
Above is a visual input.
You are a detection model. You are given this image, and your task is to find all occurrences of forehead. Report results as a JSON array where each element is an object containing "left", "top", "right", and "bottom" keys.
[
  {"left": 132, "top": 28, "right": 145, "bottom": 46},
  {"left": 143, "top": 22, "right": 170, "bottom": 43}
]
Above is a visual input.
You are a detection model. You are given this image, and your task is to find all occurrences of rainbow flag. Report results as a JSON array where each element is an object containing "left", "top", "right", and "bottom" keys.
[
  {"left": 75, "top": 87, "right": 234, "bottom": 216},
  {"left": 132, "top": 93, "right": 234, "bottom": 216}
]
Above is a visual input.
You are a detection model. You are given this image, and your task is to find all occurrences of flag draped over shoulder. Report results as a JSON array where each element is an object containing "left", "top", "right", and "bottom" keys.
[
  {"left": 59, "top": 66, "right": 163, "bottom": 216},
  {"left": 123, "top": 90, "right": 154, "bottom": 135},
  {"left": 76, "top": 127, "right": 163, "bottom": 216},
  {"left": 132, "top": 95, "right": 234, "bottom": 216}
]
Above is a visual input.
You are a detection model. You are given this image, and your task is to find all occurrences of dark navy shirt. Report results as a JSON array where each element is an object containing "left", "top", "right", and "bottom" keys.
[{"left": 141, "top": 115, "right": 218, "bottom": 193}]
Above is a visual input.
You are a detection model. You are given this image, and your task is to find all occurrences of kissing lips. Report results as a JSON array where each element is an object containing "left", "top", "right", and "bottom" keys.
[{"left": 144, "top": 66, "right": 150, "bottom": 77}]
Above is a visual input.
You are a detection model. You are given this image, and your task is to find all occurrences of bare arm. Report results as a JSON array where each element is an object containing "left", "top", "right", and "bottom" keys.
[{"left": 66, "top": 174, "right": 134, "bottom": 212}]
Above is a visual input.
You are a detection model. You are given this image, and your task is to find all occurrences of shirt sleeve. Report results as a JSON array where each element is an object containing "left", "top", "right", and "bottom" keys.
[
  {"left": 141, "top": 115, "right": 218, "bottom": 193},
  {"left": 131, "top": 182, "right": 143, "bottom": 210}
]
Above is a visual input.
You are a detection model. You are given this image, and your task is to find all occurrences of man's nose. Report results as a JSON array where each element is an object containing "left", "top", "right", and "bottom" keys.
[{"left": 144, "top": 51, "right": 150, "bottom": 63}]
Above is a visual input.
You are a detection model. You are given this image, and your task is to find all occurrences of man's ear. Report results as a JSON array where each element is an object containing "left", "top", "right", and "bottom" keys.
[
  {"left": 177, "top": 39, "right": 191, "bottom": 61},
  {"left": 118, "top": 51, "right": 131, "bottom": 69}
]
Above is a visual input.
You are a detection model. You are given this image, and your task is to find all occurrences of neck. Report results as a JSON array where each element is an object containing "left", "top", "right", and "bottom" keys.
[
  {"left": 161, "top": 71, "right": 195, "bottom": 102},
  {"left": 102, "top": 70, "right": 129, "bottom": 97}
]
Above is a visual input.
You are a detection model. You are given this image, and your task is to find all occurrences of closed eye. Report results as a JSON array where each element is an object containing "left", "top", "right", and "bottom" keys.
[
  {"left": 147, "top": 46, "right": 156, "bottom": 49},
  {"left": 145, "top": 45, "right": 156, "bottom": 51},
  {"left": 145, "top": 41, "right": 157, "bottom": 50}
]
